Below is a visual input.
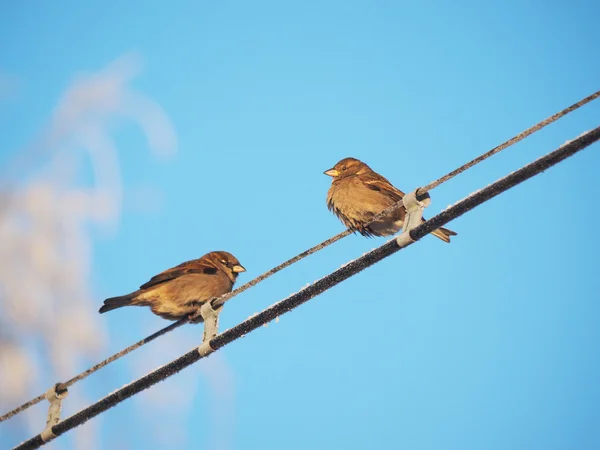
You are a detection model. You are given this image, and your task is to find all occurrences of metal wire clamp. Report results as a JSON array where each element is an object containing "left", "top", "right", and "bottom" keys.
[
  {"left": 197, "top": 301, "right": 220, "bottom": 357},
  {"left": 40, "top": 384, "right": 68, "bottom": 442},
  {"left": 396, "top": 188, "right": 431, "bottom": 248}
]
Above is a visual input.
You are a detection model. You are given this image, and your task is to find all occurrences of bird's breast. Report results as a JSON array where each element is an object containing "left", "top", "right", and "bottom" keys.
[{"left": 329, "top": 179, "right": 397, "bottom": 214}]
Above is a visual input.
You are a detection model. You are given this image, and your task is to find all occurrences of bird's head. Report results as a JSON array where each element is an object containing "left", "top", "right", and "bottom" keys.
[
  {"left": 206, "top": 251, "right": 246, "bottom": 282},
  {"left": 324, "top": 157, "right": 372, "bottom": 180}
]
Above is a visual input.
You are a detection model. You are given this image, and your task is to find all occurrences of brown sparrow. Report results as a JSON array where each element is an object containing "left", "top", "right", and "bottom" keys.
[
  {"left": 324, "top": 157, "right": 456, "bottom": 242},
  {"left": 99, "top": 251, "right": 246, "bottom": 321}
]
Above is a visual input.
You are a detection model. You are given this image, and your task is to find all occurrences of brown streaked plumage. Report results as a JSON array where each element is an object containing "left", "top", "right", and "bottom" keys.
[
  {"left": 99, "top": 251, "right": 246, "bottom": 321},
  {"left": 324, "top": 157, "right": 457, "bottom": 242}
]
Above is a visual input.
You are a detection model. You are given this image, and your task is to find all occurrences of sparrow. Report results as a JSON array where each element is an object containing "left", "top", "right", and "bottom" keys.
[
  {"left": 324, "top": 157, "right": 457, "bottom": 242},
  {"left": 99, "top": 251, "right": 246, "bottom": 321}
]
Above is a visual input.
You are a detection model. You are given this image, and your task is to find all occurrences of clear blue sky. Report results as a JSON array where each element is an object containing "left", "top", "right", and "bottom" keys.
[{"left": 1, "top": 1, "right": 600, "bottom": 449}]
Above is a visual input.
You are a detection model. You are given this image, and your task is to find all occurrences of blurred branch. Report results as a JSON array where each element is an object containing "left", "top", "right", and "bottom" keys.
[{"left": 0, "top": 54, "right": 177, "bottom": 449}]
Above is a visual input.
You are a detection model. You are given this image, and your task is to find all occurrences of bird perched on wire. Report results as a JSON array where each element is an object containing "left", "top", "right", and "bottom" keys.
[
  {"left": 324, "top": 157, "right": 457, "bottom": 242},
  {"left": 99, "top": 251, "right": 246, "bottom": 321}
]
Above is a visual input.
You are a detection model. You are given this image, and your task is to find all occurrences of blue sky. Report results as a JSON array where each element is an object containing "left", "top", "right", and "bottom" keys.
[{"left": 1, "top": 1, "right": 600, "bottom": 449}]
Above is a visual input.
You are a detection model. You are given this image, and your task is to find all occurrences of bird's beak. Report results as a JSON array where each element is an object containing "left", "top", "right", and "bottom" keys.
[
  {"left": 324, "top": 168, "right": 339, "bottom": 177},
  {"left": 232, "top": 264, "right": 246, "bottom": 273}
]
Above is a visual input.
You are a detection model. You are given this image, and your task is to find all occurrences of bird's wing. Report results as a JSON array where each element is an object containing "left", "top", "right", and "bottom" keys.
[
  {"left": 359, "top": 172, "right": 405, "bottom": 203},
  {"left": 139, "top": 259, "right": 218, "bottom": 290}
]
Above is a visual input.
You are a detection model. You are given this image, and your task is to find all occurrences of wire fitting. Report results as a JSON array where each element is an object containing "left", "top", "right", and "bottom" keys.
[
  {"left": 396, "top": 188, "right": 431, "bottom": 248},
  {"left": 198, "top": 301, "right": 219, "bottom": 356},
  {"left": 40, "top": 384, "right": 68, "bottom": 442}
]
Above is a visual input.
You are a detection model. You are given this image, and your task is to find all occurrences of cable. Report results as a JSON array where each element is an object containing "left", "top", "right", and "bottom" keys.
[
  {"left": 1, "top": 90, "right": 598, "bottom": 424},
  {"left": 0, "top": 321, "right": 184, "bottom": 423},
  {"left": 218, "top": 90, "right": 600, "bottom": 309},
  {"left": 14, "top": 126, "right": 600, "bottom": 450},
  {"left": 418, "top": 90, "right": 600, "bottom": 194},
  {"left": 212, "top": 230, "right": 352, "bottom": 308},
  {"left": 0, "top": 236, "right": 355, "bottom": 424},
  {"left": 0, "top": 395, "right": 46, "bottom": 426}
]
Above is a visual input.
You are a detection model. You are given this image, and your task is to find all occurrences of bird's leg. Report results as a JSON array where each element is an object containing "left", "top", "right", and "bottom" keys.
[{"left": 186, "top": 300, "right": 204, "bottom": 324}]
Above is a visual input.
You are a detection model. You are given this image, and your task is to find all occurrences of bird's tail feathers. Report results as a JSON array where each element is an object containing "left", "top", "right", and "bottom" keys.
[
  {"left": 431, "top": 226, "right": 457, "bottom": 243},
  {"left": 99, "top": 292, "right": 138, "bottom": 314}
]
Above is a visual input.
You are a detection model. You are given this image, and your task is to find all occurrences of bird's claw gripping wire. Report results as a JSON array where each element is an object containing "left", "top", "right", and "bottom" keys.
[
  {"left": 187, "top": 307, "right": 203, "bottom": 324},
  {"left": 40, "top": 384, "right": 68, "bottom": 443},
  {"left": 198, "top": 301, "right": 219, "bottom": 356},
  {"left": 187, "top": 299, "right": 217, "bottom": 324},
  {"left": 396, "top": 188, "right": 431, "bottom": 248}
]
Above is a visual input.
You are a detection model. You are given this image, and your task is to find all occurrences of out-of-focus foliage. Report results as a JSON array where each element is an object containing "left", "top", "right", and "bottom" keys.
[{"left": 0, "top": 54, "right": 177, "bottom": 448}]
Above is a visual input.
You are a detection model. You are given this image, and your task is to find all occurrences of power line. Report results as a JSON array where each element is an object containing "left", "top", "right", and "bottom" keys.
[
  {"left": 14, "top": 125, "right": 600, "bottom": 450},
  {"left": 215, "top": 89, "right": 600, "bottom": 310},
  {"left": 1, "top": 90, "right": 598, "bottom": 425},
  {"left": 0, "top": 320, "right": 184, "bottom": 423},
  {"left": 417, "top": 90, "right": 600, "bottom": 194}
]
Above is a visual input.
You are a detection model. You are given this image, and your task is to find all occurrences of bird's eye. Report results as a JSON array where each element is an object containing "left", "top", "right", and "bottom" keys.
[
  {"left": 342, "top": 165, "right": 347, "bottom": 171},
  {"left": 220, "top": 259, "right": 228, "bottom": 265}
]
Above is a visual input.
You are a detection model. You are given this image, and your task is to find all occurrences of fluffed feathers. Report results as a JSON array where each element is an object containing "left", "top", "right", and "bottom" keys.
[{"left": 325, "top": 157, "right": 457, "bottom": 242}]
